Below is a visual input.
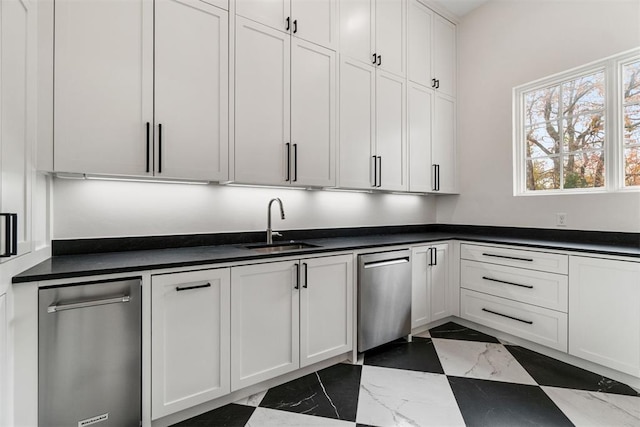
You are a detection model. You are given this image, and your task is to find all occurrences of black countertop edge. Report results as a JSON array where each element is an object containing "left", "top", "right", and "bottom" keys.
[{"left": 52, "top": 224, "right": 639, "bottom": 256}]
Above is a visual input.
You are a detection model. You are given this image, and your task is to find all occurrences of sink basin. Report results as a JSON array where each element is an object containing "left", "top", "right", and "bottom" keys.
[{"left": 244, "top": 242, "right": 320, "bottom": 254}]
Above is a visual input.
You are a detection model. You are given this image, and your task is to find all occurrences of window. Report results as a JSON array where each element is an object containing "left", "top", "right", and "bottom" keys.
[{"left": 513, "top": 48, "right": 640, "bottom": 195}]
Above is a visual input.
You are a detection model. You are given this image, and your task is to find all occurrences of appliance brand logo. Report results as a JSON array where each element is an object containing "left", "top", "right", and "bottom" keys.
[{"left": 78, "top": 413, "right": 109, "bottom": 427}]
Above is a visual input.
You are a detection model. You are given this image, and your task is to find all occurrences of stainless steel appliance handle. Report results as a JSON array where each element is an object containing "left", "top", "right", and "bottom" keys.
[
  {"left": 48, "top": 295, "right": 131, "bottom": 313},
  {"left": 363, "top": 257, "right": 410, "bottom": 269}
]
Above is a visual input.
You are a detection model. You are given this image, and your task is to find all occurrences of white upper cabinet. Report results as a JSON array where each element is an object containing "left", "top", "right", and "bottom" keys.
[
  {"left": 234, "top": 17, "right": 291, "bottom": 185},
  {"left": 408, "top": 82, "right": 433, "bottom": 192},
  {"left": 340, "top": 0, "right": 405, "bottom": 77},
  {"left": 54, "top": 0, "right": 153, "bottom": 176},
  {"left": 236, "top": 0, "right": 337, "bottom": 49},
  {"left": 53, "top": 0, "right": 229, "bottom": 181},
  {"left": 432, "top": 94, "right": 456, "bottom": 193},
  {"left": 1, "top": 0, "right": 35, "bottom": 259},
  {"left": 433, "top": 14, "right": 456, "bottom": 97},
  {"left": 291, "top": 39, "right": 337, "bottom": 187},
  {"left": 155, "top": 0, "right": 228, "bottom": 181},
  {"left": 407, "top": 0, "right": 432, "bottom": 87}
]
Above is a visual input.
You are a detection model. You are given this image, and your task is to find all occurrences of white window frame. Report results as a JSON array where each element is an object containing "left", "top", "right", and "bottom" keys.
[{"left": 513, "top": 47, "right": 640, "bottom": 196}]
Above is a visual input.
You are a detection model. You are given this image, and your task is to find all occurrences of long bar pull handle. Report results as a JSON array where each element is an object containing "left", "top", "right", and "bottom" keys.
[
  {"left": 364, "top": 257, "right": 410, "bottom": 269},
  {"left": 0, "top": 213, "right": 17, "bottom": 257},
  {"left": 293, "top": 143, "right": 298, "bottom": 182},
  {"left": 146, "top": 122, "right": 150, "bottom": 173},
  {"left": 377, "top": 156, "right": 382, "bottom": 187},
  {"left": 158, "top": 123, "right": 163, "bottom": 173},
  {"left": 482, "top": 276, "right": 534, "bottom": 289},
  {"left": 372, "top": 155, "right": 378, "bottom": 187},
  {"left": 482, "top": 308, "right": 533, "bottom": 325},
  {"left": 428, "top": 247, "right": 434, "bottom": 266},
  {"left": 285, "top": 143, "right": 291, "bottom": 182},
  {"left": 432, "top": 164, "right": 438, "bottom": 191},
  {"left": 294, "top": 263, "right": 300, "bottom": 289},
  {"left": 481, "top": 253, "right": 534, "bottom": 262},
  {"left": 302, "top": 263, "right": 308, "bottom": 288},
  {"left": 176, "top": 283, "right": 211, "bottom": 292},
  {"left": 48, "top": 295, "right": 131, "bottom": 314}
]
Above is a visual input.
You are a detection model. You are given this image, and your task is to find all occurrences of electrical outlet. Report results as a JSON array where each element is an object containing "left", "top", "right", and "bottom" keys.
[{"left": 556, "top": 213, "right": 567, "bottom": 227}]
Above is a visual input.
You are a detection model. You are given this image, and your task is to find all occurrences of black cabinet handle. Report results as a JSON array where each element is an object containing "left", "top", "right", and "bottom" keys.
[
  {"left": 285, "top": 142, "right": 291, "bottom": 182},
  {"left": 434, "top": 247, "right": 437, "bottom": 265},
  {"left": 286, "top": 16, "right": 290, "bottom": 31},
  {"left": 482, "top": 308, "right": 533, "bottom": 325},
  {"left": 293, "top": 19, "right": 297, "bottom": 33},
  {"left": 293, "top": 143, "right": 298, "bottom": 182},
  {"left": 372, "top": 53, "right": 377, "bottom": 65},
  {"left": 482, "top": 276, "right": 534, "bottom": 289},
  {"left": 145, "top": 122, "right": 150, "bottom": 173},
  {"left": 432, "top": 164, "right": 439, "bottom": 191},
  {"left": 436, "top": 79, "right": 440, "bottom": 89},
  {"left": 377, "top": 156, "right": 382, "bottom": 187},
  {"left": 0, "top": 213, "right": 17, "bottom": 257},
  {"left": 302, "top": 262, "right": 308, "bottom": 288},
  {"left": 294, "top": 263, "right": 300, "bottom": 289},
  {"left": 481, "top": 253, "right": 534, "bottom": 262},
  {"left": 432, "top": 78, "right": 437, "bottom": 88},
  {"left": 158, "top": 123, "right": 163, "bottom": 173},
  {"left": 176, "top": 283, "right": 211, "bottom": 292},
  {"left": 372, "top": 155, "right": 377, "bottom": 187},
  {"left": 377, "top": 54, "right": 381, "bottom": 66}
]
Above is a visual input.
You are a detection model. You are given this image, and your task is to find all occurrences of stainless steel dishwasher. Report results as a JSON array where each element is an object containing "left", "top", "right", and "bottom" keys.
[
  {"left": 358, "top": 250, "right": 412, "bottom": 352},
  {"left": 39, "top": 278, "right": 142, "bottom": 427}
]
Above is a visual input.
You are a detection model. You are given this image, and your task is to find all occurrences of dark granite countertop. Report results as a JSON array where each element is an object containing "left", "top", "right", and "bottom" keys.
[{"left": 12, "top": 225, "right": 640, "bottom": 283}]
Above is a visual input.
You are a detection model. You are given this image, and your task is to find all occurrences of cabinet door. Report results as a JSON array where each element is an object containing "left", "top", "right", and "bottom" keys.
[
  {"left": 154, "top": 0, "right": 228, "bottom": 181},
  {"left": 291, "top": 40, "right": 336, "bottom": 187},
  {"left": 292, "top": 0, "right": 337, "bottom": 49},
  {"left": 235, "top": 0, "right": 290, "bottom": 33},
  {"left": 1, "top": 0, "right": 33, "bottom": 258},
  {"left": 151, "top": 268, "right": 231, "bottom": 419},
  {"left": 375, "top": 0, "right": 406, "bottom": 78},
  {"left": 433, "top": 14, "right": 456, "bottom": 98},
  {"left": 376, "top": 70, "right": 407, "bottom": 191},
  {"left": 432, "top": 94, "right": 456, "bottom": 193},
  {"left": 300, "top": 255, "right": 353, "bottom": 367},
  {"left": 430, "top": 243, "right": 450, "bottom": 322},
  {"left": 407, "top": 0, "right": 432, "bottom": 87},
  {"left": 234, "top": 17, "right": 291, "bottom": 185},
  {"left": 54, "top": 0, "right": 153, "bottom": 176},
  {"left": 411, "top": 246, "right": 430, "bottom": 329},
  {"left": 569, "top": 257, "right": 640, "bottom": 377},
  {"left": 339, "top": 0, "right": 374, "bottom": 66},
  {"left": 408, "top": 82, "right": 433, "bottom": 192},
  {"left": 0, "top": 293, "right": 6, "bottom": 426},
  {"left": 231, "top": 261, "right": 300, "bottom": 391},
  {"left": 338, "top": 57, "right": 375, "bottom": 189}
]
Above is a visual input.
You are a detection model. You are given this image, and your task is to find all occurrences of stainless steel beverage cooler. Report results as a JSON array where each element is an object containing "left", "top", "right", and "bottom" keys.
[{"left": 38, "top": 278, "right": 142, "bottom": 427}]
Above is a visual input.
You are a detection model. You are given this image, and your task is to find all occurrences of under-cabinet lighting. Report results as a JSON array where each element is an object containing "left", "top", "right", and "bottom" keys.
[
  {"left": 55, "top": 173, "right": 210, "bottom": 185},
  {"left": 323, "top": 187, "right": 373, "bottom": 194},
  {"left": 224, "top": 183, "right": 311, "bottom": 191}
]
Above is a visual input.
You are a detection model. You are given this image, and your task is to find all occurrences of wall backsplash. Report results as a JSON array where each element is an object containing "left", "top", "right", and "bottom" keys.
[{"left": 52, "top": 178, "right": 437, "bottom": 239}]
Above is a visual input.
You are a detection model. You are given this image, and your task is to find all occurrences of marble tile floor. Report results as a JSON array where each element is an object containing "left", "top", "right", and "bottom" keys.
[{"left": 173, "top": 322, "right": 640, "bottom": 427}]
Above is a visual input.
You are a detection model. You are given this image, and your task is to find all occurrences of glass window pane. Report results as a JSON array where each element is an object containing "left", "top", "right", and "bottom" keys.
[
  {"left": 625, "top": 147, "right": 640, "bottom": 186},
  {"left": 526, "top": 157, "right": 560, "bottom": 190},
  {"left": 526, "top": 124, "right": 560, "bottom": 157},
  {"left": 562, "top": 71, "right": 605, "bottom": 117},
  {"left": 563, "top": 113, "right": 605, "bottom": 152},
  {"left": 524, "top": 86, "right": 558, "bottom": 127},
  {"left": 563, "top": 151, "right": 605, "bottom": 188},
  {"left": 623, "top": 60, "right": 640, "bottom": 104},
  {"left": 624, "top": 104, "right": 640, "bottom": 146}
]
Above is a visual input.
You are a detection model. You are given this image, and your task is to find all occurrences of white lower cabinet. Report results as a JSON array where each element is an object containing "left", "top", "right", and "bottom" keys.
[
  {"left": 151, "top": 268, "right": 231, "bottom": 420},
  {"left": 568, "top": 256, "right": 640, "bottom": 377},
  {"left": 231, "top": 254, "right": 353, "bottom": 391},
  {"left": 0, "top": 293, "right": 6, "bottom": 425},
  {"left": 411, "top": 243, "right": 449, "bottom": 329}
]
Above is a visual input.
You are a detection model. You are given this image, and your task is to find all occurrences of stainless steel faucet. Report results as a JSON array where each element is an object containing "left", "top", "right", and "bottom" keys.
[{"left": 266, "top": 198, "right": 285, "bottom": 244}]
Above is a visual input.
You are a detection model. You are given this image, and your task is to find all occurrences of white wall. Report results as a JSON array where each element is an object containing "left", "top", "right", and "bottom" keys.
[
  {"left": 437, "top": 0, "right": 640, "bottom": 232},
  {"left": 52, "top": 178, "right": 436, "bottom": 239}
]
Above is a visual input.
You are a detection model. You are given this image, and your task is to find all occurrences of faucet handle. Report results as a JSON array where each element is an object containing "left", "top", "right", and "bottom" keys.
[{"left": 272, "top": 232, "right": 283, "bottom": 239}]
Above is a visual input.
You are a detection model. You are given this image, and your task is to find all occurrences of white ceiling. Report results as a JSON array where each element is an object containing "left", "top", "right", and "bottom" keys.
[{"left": 433, "top": 0, "right": 490, "bottom": 18}]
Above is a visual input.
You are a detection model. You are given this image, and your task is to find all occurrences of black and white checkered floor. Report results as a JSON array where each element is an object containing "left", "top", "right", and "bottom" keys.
[{"left": 173, "top": 322, "right": 640, "bottom": 426}]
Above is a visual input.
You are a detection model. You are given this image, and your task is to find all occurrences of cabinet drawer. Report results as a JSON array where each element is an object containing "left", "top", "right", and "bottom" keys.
[
  {"left": 460, "top": 244, "right": 568, "bottom": 274},
  {"left": 460, "top": 289, "right": 567, "bottom": 352},
  {"left": 460, "top": 260, "right": 568, "bottom": 312}
]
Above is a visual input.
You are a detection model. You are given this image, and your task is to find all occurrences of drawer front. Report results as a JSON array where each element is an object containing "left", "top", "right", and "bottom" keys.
[
  {"left": 460, "top": 260, "right": 568, "bottom": 312},
  {"left": 460, "top": 289, "right": 568, "bottom": 352},
  {"left": 461, "top": 244, "right": 568, "bottom": 274}
]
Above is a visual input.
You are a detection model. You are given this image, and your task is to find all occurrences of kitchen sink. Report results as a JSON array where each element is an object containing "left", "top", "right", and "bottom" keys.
[{"left": 244, "top": 241, "right": 320, "bottom": 254}]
